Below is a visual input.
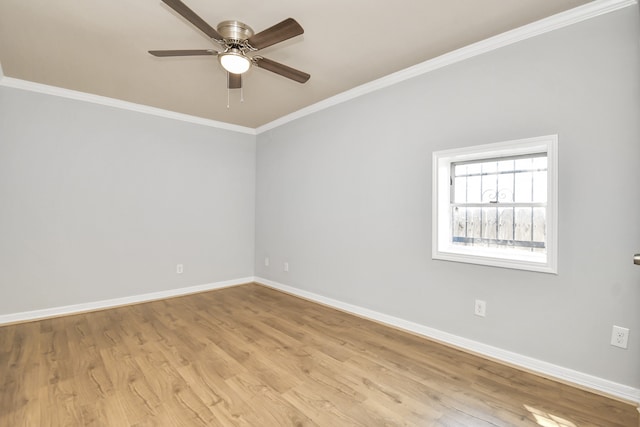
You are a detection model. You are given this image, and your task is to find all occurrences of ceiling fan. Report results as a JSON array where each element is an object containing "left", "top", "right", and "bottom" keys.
[{"left": 149, "top": 0, "right": 310, "bottom": 90}]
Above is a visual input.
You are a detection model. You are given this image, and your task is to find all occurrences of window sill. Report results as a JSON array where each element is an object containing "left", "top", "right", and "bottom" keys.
[{"left": 433, "top": 247, "right": 557, "bottom": 274}]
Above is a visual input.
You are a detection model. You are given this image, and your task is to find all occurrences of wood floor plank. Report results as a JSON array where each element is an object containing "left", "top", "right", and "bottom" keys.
[
  {"left": 0, "top": 283, "right": 637, "bottom": 426},
  {"left": 176, "top": 362, "right": 254, "bottom": 426},
  {"left": 225, "top": 372, "right": 319, "bottom": 426},
  {"left": 2, "top": 322, "right": 42, "bottom": 427}
]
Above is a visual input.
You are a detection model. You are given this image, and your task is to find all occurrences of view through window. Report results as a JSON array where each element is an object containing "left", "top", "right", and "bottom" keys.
[{"left": 451, "top": 154, "right": 547, "bottom": 254}]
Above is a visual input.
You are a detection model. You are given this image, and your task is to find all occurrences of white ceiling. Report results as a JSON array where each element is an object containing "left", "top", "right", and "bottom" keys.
[{"left": 0, "top": 0, "right": 593, "bottom": 128}]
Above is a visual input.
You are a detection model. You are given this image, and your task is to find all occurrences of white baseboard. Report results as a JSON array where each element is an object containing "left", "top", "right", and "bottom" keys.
[
  {"left": 255, "top": 277, "right": 640, "bottom": 405},
  {"left": 2, "top": 276, "right": 638, "bottom": 405},
  {"left": 0, "top": 277, "right": 254, "bottom": 325}
]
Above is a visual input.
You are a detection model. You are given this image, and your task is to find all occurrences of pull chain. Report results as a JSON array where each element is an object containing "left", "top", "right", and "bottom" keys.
[{"left": 226, "top": 73, "right": 230, "bottom": 108}]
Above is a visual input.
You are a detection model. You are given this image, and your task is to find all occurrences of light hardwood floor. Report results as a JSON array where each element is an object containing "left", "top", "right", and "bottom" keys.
[{"left": 0, "top": 283, "right": 637, "bottom": 426}]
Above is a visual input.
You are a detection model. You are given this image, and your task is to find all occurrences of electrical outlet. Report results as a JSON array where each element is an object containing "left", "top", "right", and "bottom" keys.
[
  {"left": 611, "top": 325, "right": 629, "bottom": 349},
  {"left": 176, "top": 264, "right": 183, "bottom": 274},
  {"left": 264, "top": 257, "right": 270, "bottom": 267},
  {"left": 474, "top": 299, "right": 486, "bottom": 317},
  {"left": 283, "top": 262, "right": 289, "bottom": 272}
]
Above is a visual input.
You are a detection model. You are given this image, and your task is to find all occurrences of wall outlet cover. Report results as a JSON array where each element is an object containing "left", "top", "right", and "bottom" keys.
[
  {"left": 474, "top": 300, "right": 486, "bottom": 317},
  {"left": 610, "top": 325, "right": 629, "bottom": 349}
]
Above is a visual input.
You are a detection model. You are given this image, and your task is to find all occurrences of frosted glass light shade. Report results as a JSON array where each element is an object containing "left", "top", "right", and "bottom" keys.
[{"left": 219, "top": 51, "right": 251, "bottom": 74}]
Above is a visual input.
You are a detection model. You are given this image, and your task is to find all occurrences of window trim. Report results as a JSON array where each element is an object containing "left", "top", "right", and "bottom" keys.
[{"left": 432, "top": 135, "right": 558, "bottom": 274}]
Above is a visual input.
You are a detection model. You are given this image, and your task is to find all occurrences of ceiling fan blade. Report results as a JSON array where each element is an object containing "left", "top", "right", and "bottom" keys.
[
  {"left": 254, "top": 57, "right": 310, "bottom": 83},
  {"left": 161, "top": 0, "right": 223, "bottom": 41},
  {"left": 247, "top": 18, "right": 304, "bottom": 50},
  {"left": 228, "top": 73, "right": 242, "bottom": 89},
  {"left": 148, "top": 49, "right": 218, "bottom": 57}
]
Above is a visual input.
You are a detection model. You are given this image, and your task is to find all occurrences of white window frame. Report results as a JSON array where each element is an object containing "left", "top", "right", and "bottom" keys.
[{"left": 432, "top": 135, "right": 558, "bottom": 274}]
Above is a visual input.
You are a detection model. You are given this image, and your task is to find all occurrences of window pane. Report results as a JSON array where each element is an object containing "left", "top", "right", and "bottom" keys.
[
  {"left": 466, "top": 175, "right": 481, "bottom": 203},
  {"left": 515, "top": 158, "right": 533, "bottom": 171},
  {"left": 482, "top": 207, "right": 498, "bottom": 240},
  {"left": 454, "top": 164, "right": 467, "bottom": 176},
  {"left": 533, "top": 156, "right": 547, "bottom": 170},
  {"left": 454, "top": 176, "right": 467, "bottom": 203},
  {"left": 514, "top": 172, "right": 533, "bottom": 203},
  {"left": 482, "top": 161, "right": 497, "bottom": 173},
  {"left": 498, "top": 159, "right": 514, "bottom": 172},
  {"left": 532, "top": 171, "right": 547, "bottom": 203},
  {"left": 498, "top": 207, "right": 514, "bottom": 241},
  {"left": 481, "top": 174, "right": 498, "bottom": 203},
  {"left": 452, "top": 206, "right": 467, "bottom": 238},
  {"left": 514, "top": 207, "right": 533, "bottom": 242},
  {"left": 497, "top": 172, "right": 514, "bottom": 203},
  {"left": 451, "top": 206, "right": 546, "bottom": 251},
  {"left": 533, "top": 207, "right": 546, "bottom": 244},
  {"left": 466, "top": 163, "right": 481, "bottom": 175},
  {"left": 467, "top": 208, "right": 482, "bottom": 239}
]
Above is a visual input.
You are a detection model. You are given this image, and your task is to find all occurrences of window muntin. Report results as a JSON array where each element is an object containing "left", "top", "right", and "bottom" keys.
[{"left": 432, "top": 135, "right": 558, "bottom": 274}]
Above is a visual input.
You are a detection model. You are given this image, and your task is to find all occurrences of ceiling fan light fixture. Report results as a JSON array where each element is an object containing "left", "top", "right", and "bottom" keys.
[{"left": 219, "top": 49, "right": 251, "bottom": 74}]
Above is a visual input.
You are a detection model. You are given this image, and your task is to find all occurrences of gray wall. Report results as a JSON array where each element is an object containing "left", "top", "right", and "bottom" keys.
[
  {"left": 0, "top": 87, "right": 256, "bottom": 314},
  {"left": 255, "top": 7, "right": 640, "bottom": 387}
]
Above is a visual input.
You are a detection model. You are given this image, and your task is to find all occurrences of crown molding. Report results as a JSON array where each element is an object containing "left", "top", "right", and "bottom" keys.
[
  {"left": 0, "top": 75, "right": 256, "bottom": 135},
  {"left": 0, "top": 0, "right": 635, "bottom": 135},
  {"left": 256, "top": 0, "right": 637, "bottom": 134}
]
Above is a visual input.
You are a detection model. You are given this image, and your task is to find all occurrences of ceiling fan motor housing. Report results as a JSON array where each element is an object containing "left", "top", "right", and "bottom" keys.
[{"left": 217, "top": 20, "right": 254, "bottom": 44}]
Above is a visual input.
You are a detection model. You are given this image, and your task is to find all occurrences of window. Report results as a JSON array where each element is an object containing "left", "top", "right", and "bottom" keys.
[{"left": 432, "top": 135, "right": 558, "bottom": 273}]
